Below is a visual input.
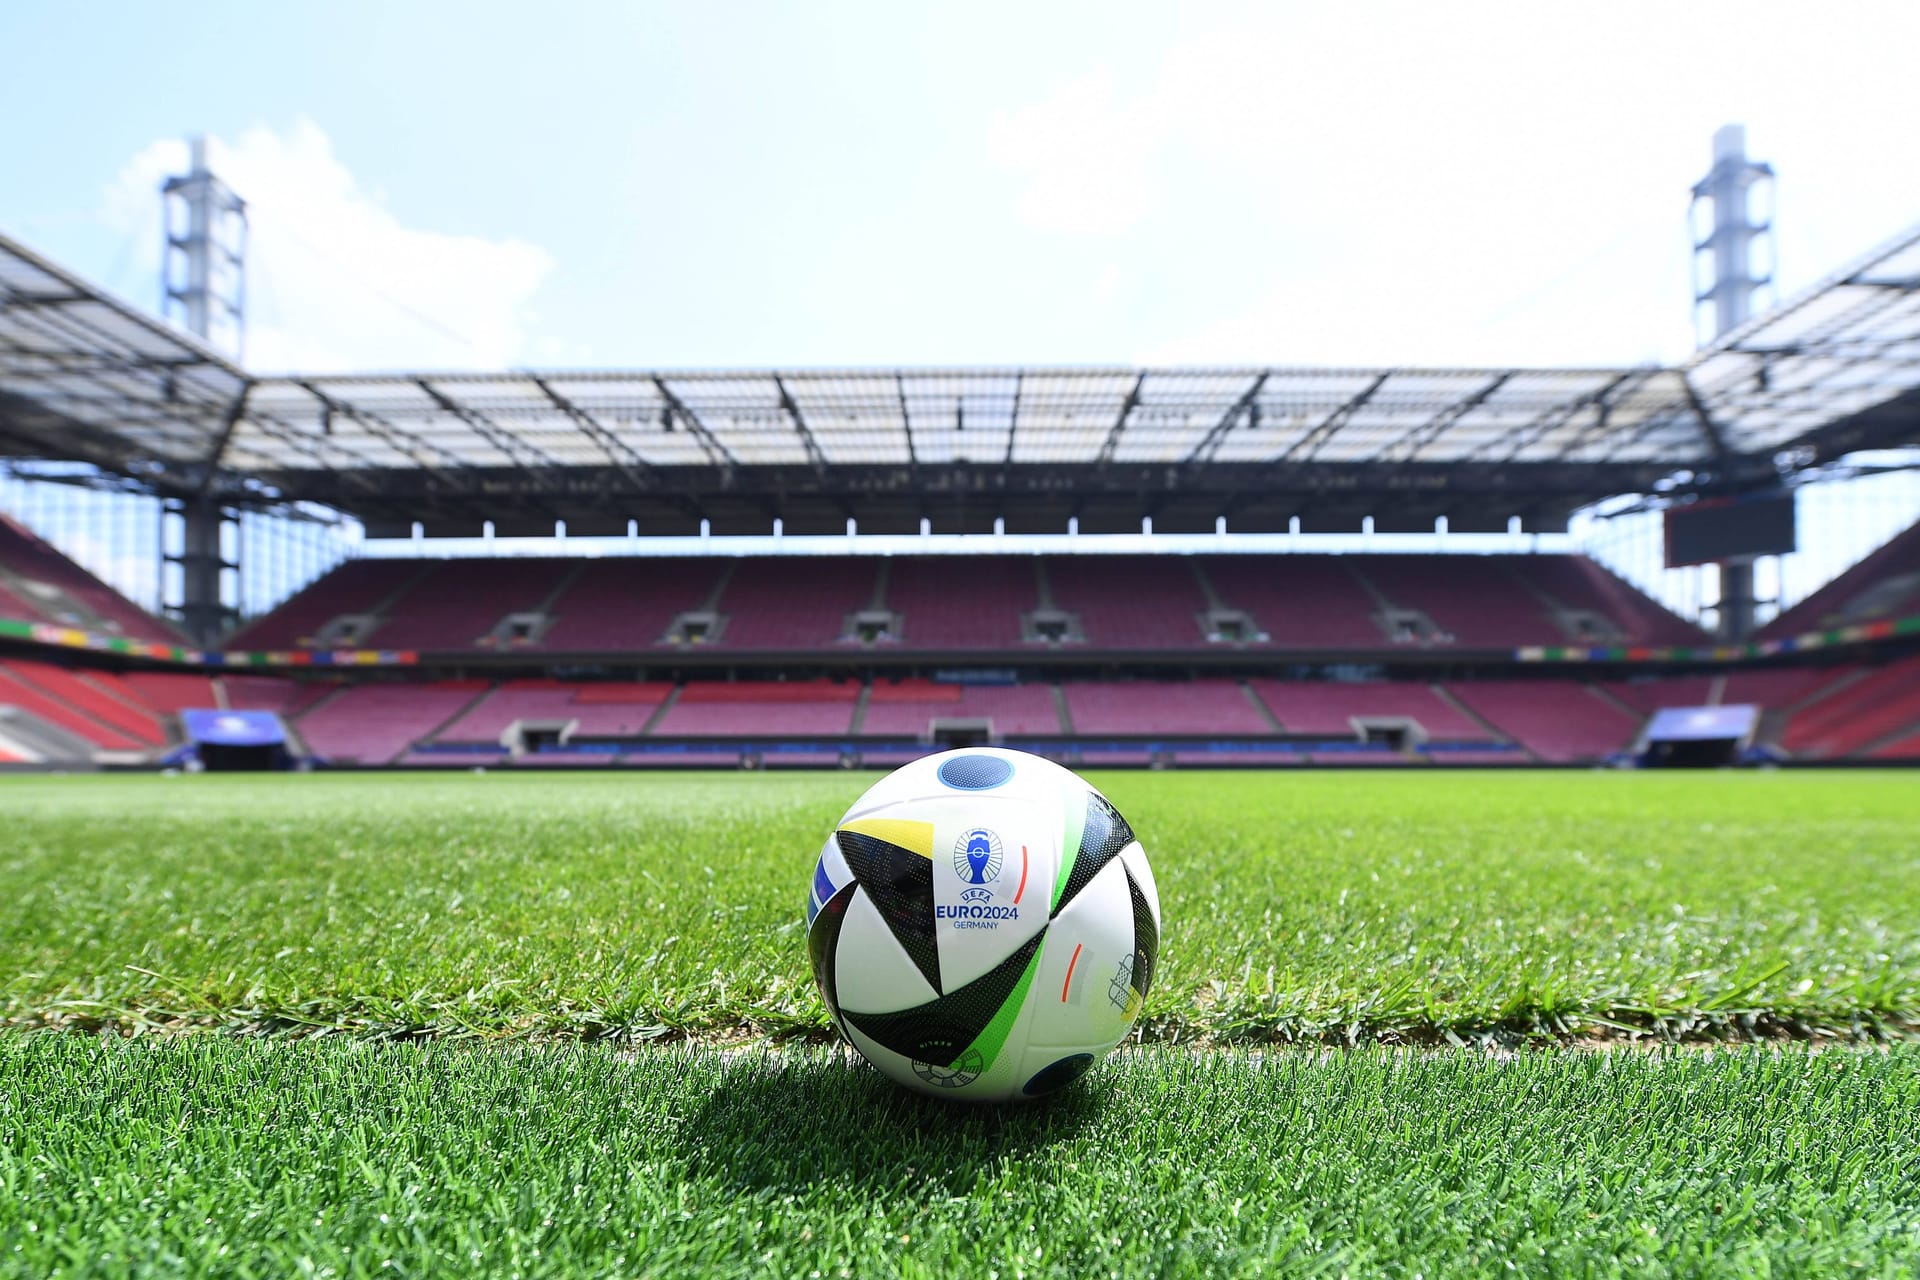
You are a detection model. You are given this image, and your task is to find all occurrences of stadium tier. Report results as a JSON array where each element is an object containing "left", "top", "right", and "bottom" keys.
[
  {"left": 0, "top": 515, "right": 184, "bottom": 644},
  {"left": 1193, "top": 556, "right": 1385, "bottom": 649},
  {"left": 1598, "top": 676, "right": 1721, "bottom": 716},
  {"left": 861, "top": 680, "right": 1063, "bottom": 736},
  {"left": 291, "top": 681, "right": 491, "bottom": 765},
  {"left": 1777, "top": 655, "right": 1920, "bottom": 760},
  {"left": 1043, "top": 557, "right": 1213, "bottom": 648},
  {"left": 713, "top": 558, "right": 882, "bottom": 649},
  {"left": 436, "top": 679, "right": 673, "bottom": 742},
  {"left": 537, "top": 559, "right": 724, "bottom": 651},
  {"left": 4, "top": 657, "right": 1919, "bottom": 767},
  {"left": 649, "top": 681, "right": 863, "bottom": 737},
  {"left": 226, "top": 551, "right": 1704, "bottom": 655},
  {"left": 1761, "top": 518, "right": 1920, "bottom": 639},
  {"left": 1062, "top": 680, "right": 1272, "bottom": 736},
  {"left": 1446, "top": 681, "right": 1646, "bottom": 764},
  {"left": 884, "top": 557, "right": 1036, "bottom": 649},
  {"left": 4, "top": 521, "right": 1919, "bottom": 767}
]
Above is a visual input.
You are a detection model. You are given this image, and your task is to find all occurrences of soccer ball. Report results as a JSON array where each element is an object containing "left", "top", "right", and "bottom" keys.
[{"left": 805, "top": 748, "right": 1161, "bottom": 1101}]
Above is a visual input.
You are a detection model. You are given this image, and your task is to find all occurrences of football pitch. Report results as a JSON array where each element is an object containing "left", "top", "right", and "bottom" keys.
[{"left": 2, "top": 770, "right": 1918, "bottom": 1276}]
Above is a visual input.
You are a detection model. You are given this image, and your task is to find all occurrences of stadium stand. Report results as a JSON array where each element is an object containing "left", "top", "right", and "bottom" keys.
[
  {"left": 244, "top": 551, "right": 1705, "bottom": 654},
  {"left": 436, "top": 679, "right": 672, "bottom": 742},
  {"left": 118, "top": 671, "right": 221, "bottom": 713},
  {"left": 1447, "top": 681, "right": 1644, "bottom": 762},
  {"left": 0, "top": 515, "right": 183, "bottom": 643},
  {"left": 1598, "top": 676, "right": 1720, "bottom": 716},
  {"left": 1762, "top": 518, "right": 1920, "bottom": 639},
  {"left": 1248, "top": 680, "right": 1490, "bottom": 740},
  {"left": 226, "top": 559, "right": 429, "bottom": 649},
  {"left": 1063, "top": 680, "right": 1273, "bottom": 736},
  {"left": 649, "top": 681, "right": 862, "bottom": 737},
  {"left": 1871, "top": 728, "right": 1920, "bottom": 760},
  {"left": 714, "top": 558, "right": 881, "bottom": 649},
  {"left": 1196, "top": 556, "right": 1386, "bottom": 649},
  {"left": 0, "top": 660, "right": 164, "bottom": 745},
  {"left": 1353, "top": 555, "right": 1566, "bottom": 646},
  {"left": 860, "top": 680, "right": 1063, "bottom": 736},
  {"left": 1507, "top": 554, "right": 1706, "bottom": 646},
  {"left": 1718, "top": 667, "right": 1838, "bottom": 710},
  {"left": 221, "top": 675, "right": 336, "bottom": 718},
  {"left": 367, "top": 559, "right": 571, "bottom": 651},
  {"left": 0, "top": 580, "right": 47, "bottom": 622},
  {"left": 0, "top": 662, "right": 147, "bottom": 751},
  {"left": 292, "top": 680, "right": 490, "bottom": 764},
  {"left": 1778, "top": 655, "right": 1920, "bottom": 759},
  {"left": 1043, "top": 556, "right": 1211, "bottom": 648},
  {"left": 538, "top": 559, "right": 724, "bottom": 651},
  {"left": 886, "top": 557, "right": 1036, "bottom": 649}
]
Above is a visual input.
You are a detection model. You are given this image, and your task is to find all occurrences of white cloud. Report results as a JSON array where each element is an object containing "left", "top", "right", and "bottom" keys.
[
  {"left": 991, "top": 3, "right": 1920, "bottom": 368},
  {"left": 102, "top": 119, "right": 554, "bottom": 372}
]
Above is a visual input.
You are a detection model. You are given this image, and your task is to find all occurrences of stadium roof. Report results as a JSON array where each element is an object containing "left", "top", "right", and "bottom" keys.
[{"left": 3, "top": 224, "right": 1917, "bottom": 535}]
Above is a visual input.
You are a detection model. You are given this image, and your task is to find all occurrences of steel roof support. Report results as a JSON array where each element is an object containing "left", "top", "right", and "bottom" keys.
[
  {"left": 895, "top": 373, "right": 919, "bottom": 468},
  {"left": 296, "top": 381, "right": 477, "bottom": 487},
  {"left": 1379, "top": 372, "right": 1511, "bottom": 462},
  {"left": 1279, "top": 371, "right": 1391, "bottom": 464},
  {"left": 1475, "top": 370, "right": 1639, "bottom": 463},
  {"left": 416, "top": 379, "right": 564, "bottom": 471},
  {"left": 1681, "top": 375, "right": 1732, "bottom": 463},
  {"left": 530, "top": 375, "right": 657, "bottom": 491},
  {"left": 1095, "top": 372, "right": 1146, "bottom": 465},
  {"left": 1181, "top": 371, "right": 1269, "bottom": 468},
  {"left": 196, "top": 380, "right": 255, "bottom": 493},
  {"left": 650, "top": 377, "right": 737, "bottom": 471},
  {"left": 1001, "top": 371, "right": 1024, "bottom": 465},
  {"left": 772, "top": 373, "right": 830, "bottom": 472}
]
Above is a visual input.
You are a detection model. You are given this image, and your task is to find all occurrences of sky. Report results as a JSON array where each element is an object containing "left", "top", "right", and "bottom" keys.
[{"left": 4, "top": 1, "right": 1919, "bottom": 377}]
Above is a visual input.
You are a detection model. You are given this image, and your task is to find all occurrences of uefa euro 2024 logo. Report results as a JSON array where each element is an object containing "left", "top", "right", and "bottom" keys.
[{"left": 953, "top": 828, "right": 1004, "bottom": 903}]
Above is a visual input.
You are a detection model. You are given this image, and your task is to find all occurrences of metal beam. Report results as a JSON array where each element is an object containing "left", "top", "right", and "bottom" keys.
[
  {"left": 296, "top": 381, "right": 477, "bottom": 484},
  {"left": 1471, "top": 370, "right": 1638, "bottom": 463},
  {"left": 1181, "top": 371, "right": 1268, "bottom": 467},
  {"left": 772, "top": 372, "right": 829, "bottom": 472},
  {"left": 196, "top": 380, "right": 255, "bottom": 493},
  {"left": 1681, "top": 375, "right": 1732, "bottom": 462},
  {"left": 895, "top": 373, "right": 919, "bottom": 468},
  {"left": 417, "top": 378, "right": 563, "bottom": 471},
  {"left": 1095, "top": 371, "right": 1146, "bottom": 465},
  {"left": 1277, "top": 372, "right": 1391, "bottom": 464},
  {"left": 529, "top": 375, "right": 656, "bottom": 489},
  {"left": 649, "top": 376, "right": 737, "bottom": 470},
  {"left": 1001, "top": 371, "right": 1024, "bottom": 465},
  {"left": 1378, "top": 373, "right": 1510, "bottom": 462}
]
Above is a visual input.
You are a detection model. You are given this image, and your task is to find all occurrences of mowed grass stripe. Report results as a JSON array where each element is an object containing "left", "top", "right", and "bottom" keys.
[
  {"left": 1, "top": 1038, "right": 1916, "bottom": 1279},
  {"left": 0, "top": 772, "right": 1916, "bottom": 1042}
]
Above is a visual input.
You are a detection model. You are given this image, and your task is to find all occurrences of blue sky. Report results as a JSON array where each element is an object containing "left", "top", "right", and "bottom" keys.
[{"left": 5, "top": 1, "right": 1920, "bottom": 375}]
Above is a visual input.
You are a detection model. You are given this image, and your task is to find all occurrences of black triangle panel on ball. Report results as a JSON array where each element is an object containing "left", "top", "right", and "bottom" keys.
[{"left": 836, "top": 829, "right": 942, "bottom": 995}]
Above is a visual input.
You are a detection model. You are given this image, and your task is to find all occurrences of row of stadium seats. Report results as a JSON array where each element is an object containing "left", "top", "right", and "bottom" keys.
[
  {"left": 2, "top": 659, "right": 1914, "bottom": 766},
  {"left": 0, "top": 515, "right": 185, "bottom": 645},
  {"left": 225, "top": 552, "right": 1706, "bottom": 653},
  {"left": 1761, "top": 519, "right": 1920, "bottom": 640}
]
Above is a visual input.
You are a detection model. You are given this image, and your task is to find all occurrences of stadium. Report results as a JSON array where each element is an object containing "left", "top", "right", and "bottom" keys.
[
  {"left": 3, "top": 14, "right": 1920, "bottom": 1275},
  {"left": 3, "top": 215, "right": 1919, "bottom": 771}
]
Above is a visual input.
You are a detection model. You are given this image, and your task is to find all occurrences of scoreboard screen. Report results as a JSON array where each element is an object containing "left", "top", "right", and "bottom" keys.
[{"left": 1664, "top": 492, "right": 1796, "bottom": 567}]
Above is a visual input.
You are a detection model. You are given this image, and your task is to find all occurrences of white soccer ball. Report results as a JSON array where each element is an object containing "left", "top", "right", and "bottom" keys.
[{"left": 805, "top": 747, "right": 1161, "bottom": 1101}]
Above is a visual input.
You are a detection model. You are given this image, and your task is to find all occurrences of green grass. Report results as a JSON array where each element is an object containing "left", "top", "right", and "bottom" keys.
[
  {"left": 2, "top": 1037, "right": 1917, "bottom": 1279},
  {"left": 2, "top": 771, "right": 1917, "bottom": 1042}
]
